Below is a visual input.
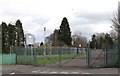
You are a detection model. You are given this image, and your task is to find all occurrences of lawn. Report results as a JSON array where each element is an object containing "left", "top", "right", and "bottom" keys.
[
  {"left": 16, "top": 51, "right": 86, "bottom": 65},
  {"left": 36, "top": 53, "right": 86, "bottom": 65}
]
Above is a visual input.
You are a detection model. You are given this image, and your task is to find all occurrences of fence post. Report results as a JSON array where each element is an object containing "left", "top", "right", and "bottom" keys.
[
  {"left": 30, "top": 46, "right": 33, "bottom": 65},
  {"left": 59, "top": 47, "right": 62, "bottom": 67},
  {"left": 87, "top": 48, "right": 90, "bottom": 68},
  {"left": 105, "top": 49, "right": 108, "bottom": 67},
  {"left": 16, "top": 47, "right": 19, "bottom": 64},
  {"left": 33, "top": 48, "right": 37, "bottom": 66},
  {"left": 77, "top": 47, "right": 79, "bottom": 54},
  {"left": 103, "top": 49, "right": 106, "bottom": 67},
  {"left": 104, "top": 49, "right": 106, "bottom": 67},
  {"left": 118, "top": 30, "right": 120, "bottom": 69}
]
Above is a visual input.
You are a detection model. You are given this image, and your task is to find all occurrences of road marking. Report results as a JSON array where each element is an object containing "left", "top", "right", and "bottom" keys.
[
  {"left": 71, "top": 72, "right": 79, "bottom": 74},
  {"left": 49, "top": 72, "right": 58, "bottom": 74},
  {"left": 60, "top": 72, "right": 68, "bottom": 74},
  {"left": 32, "top": 70, "right": 41, "bottom": 73},
  {"left": 78, "top": 70, "right": 91, "bottom": 74},
  {"left": 32, "top": 71, "right": 38, "bottom": 73},
  {"left": 32, "top": 70, "right": 91, "bottom": 74},
  {"left": 10, "top": 72, "right": 15, "bottom": 74},
  {"left": 40, "top": 71, "right": 48, "bottom": 73},
  {"left": 81, "top": 72, "right": 91, "bottom": 74}
]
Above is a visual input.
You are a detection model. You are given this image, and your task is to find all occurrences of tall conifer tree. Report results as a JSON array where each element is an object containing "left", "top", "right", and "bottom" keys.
[
  {"left": 59, "top": 17, "right": 72, "bottom": 46},
  {"left": 1, "top": 22, "right": 8, "bottom": 53},
  {"left": 15, "top": 20, "right": 24, "bottom": 46}
]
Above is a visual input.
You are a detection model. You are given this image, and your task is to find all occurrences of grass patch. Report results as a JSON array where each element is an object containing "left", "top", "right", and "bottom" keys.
[
  {"left": 36, "top": 55, "right": 59, "bottom": 65},
  {"left": 36, "top": 53, "right": 86, "bottom": 65},
  {"left": 16, "top": 53, "right": 86, "bottom": 65}
]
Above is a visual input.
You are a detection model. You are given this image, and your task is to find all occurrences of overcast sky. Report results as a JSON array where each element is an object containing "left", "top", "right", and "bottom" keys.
[{"left": 0, "top": 0, "right": 119, "bottom": 42}]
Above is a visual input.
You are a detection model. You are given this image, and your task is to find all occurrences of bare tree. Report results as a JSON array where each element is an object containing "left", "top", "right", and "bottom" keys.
[
  {"left": 72, "top": 34, "right": 87, "bottom": 48},
  {"left": 111, "top": 13, "right": 120, "bottom": 32}
]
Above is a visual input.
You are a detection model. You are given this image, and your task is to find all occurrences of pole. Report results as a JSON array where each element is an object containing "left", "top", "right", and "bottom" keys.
[
  {"left": 59, "top": 46, "right": 62, "bottom": 67},
  {"left": 87, "top": 48, "right": 90, "bottom": 68},
  {"left": 117, "top": 28, "right": 120, "bottom": 76},
  {"left": 105, "top": 49, "right": 108, "bottom": 67},
  {"left": 44, "top": 27, "right": 46, "bottom": 56},
  {"left": 44, "top": 27, "right": 46, "bottom": 45},
  {"left": 31, "top": 45, "right": 33, "bottom": 65},
  {"left": 117, "top": 3, "right": 120, "bottom": 76}
]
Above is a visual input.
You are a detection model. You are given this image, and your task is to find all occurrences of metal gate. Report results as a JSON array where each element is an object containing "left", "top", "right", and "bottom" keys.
[
  {"left": 87, "top": 49, "right": 105, "bottom": 68},
  {"left": 34, "top": 47, "right": 87, "bottom": 68},
  {"left": 87, "top": 48, "right": 118, "bottom": 68}
]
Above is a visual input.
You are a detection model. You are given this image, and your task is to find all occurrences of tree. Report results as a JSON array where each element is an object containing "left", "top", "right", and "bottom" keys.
[
  {"left": 40, "top": 42, "right": 43, "bottom": 46},
  {"left": 58, "top": 17, "right": 72, "bottom": 46},
  {"left": 45, "top": 29, "right": 60, "bottom": 46},
  {"left": 0, "top": 24, "right": 1, "bottom": 53},
  {"left": 90, "top": 33, "right": 114, "bottom": 49},
  {"left": 52, "top": 29, "right": 60, "bottom": 46},
  {"left": 100, "top": 36, "right": 103, "bottom": 49},
  {"left": 1, "top": 22, "right": 9, "bottom": 53},
  {"left": 95, "top": 33, "right": 105, "bottom": 49},
  {"left": 15, "top": 20, "right": 24, "bottom": 46},
  {"left": 110, "top": 30, "right": 118, "bottom": 40},
  {"left": 111, "top": 12, "right": 120, "bottom": 49},
  {"left": 105, "top": 33, "right": 113, "bottom": 48},
  {"left": 90, "top": 34, "right": 97, "bottom": 49},
  {"left": 111, "top": 14, "right": 120, "bottom": 32},
  {"left": 8, "top": 24, "right": 16, "bottom": 51},
  {"left": 45, "top": 33, "right": 54, "bottom": 46},
  {"left": 72, "top": 34, "right": 87, "bottom": 48},
  {"left": 72, "top": 35, "right": 78, "bottom": 47},
  {"left": 1, "top": 20, "right": 24, "bottom": 53}
]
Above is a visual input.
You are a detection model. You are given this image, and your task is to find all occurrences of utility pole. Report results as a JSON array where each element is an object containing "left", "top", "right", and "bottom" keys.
[
  {"left": 44, "top": 27, "right": 46, "bottom": 55},
  {"left": 44, "top": 27, "right": 46, "bottom": 44},
  {"left": 118, "top": 2, "right": 120, "bottom": 75}
]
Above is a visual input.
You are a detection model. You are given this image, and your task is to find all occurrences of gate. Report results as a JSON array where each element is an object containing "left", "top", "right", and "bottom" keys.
[
  {"left": 87, "top": 48, "right": 118, "bottom": 68},
  {"left": 87, "top": 49, "right": 105, "bottom": 68},
  {"left": 34, "top": 47, "right": 87, "bottom": 68},
  {"left": 105, "top": 48, "right": 118, "bottom": 67}
]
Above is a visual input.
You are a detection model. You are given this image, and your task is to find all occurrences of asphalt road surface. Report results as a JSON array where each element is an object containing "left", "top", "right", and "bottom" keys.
[{"left": 1, "top": 65, "right": 119, "bottom": 76}]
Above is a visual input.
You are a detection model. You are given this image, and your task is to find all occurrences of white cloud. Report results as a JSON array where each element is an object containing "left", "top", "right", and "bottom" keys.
[{"left": 0, "top": 0, "right": 119, "bottom": 42}]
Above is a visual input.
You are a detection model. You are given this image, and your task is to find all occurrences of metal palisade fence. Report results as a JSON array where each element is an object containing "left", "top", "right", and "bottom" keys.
[
  {"left": 12, "top": 46, "right": 118, "bottom": 68},
  {"left": 12, "top": 46, "right": 87, "bottom": 67}
]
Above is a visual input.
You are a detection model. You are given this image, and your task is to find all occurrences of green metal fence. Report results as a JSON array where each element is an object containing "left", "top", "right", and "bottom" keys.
[
  {"left": 12, "top": 47, "right": 34, "bottom": 65},
  {"left": 13, "top": 47, "right": 87, "bottom": 67},
  {"left": 0, "top": 54, "right": 16, "bottom": 64},
  {"left": 12, "top": 47, "right": 118, "bottom": 68}
]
